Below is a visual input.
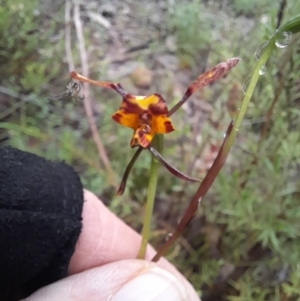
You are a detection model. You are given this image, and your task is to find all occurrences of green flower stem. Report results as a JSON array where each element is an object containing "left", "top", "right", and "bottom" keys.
[
  {"left": 137, "top": 135, "right": 163, "bottom": 259},
  {"left": 223, "top": 14, "right": 300, "bottom": 155},
  {"left": 223, "top": 40, "right": 274, "bottom": 153}
]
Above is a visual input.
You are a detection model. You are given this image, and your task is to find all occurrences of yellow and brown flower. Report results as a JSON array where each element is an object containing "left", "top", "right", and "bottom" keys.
[
  {"left": 70, "top": 57, "right": 240, "bottom": 194},
  {"left": 112, "top": 94, "right": 174, "bottom": 148}
]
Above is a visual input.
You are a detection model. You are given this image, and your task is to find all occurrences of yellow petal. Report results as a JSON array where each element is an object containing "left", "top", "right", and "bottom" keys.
[
  {"left": 136, "top": 94, "right": 168, "bottom": 114},
  {"left": 152, "top": 116, "right": 175, "bottom": 134},
  {"left": 112, "top": 110, "right": 139, "bottom": 129}
]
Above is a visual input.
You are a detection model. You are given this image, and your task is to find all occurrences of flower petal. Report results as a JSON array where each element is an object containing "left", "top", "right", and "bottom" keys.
[
  {"left": 152, "top": 116, "right": 175, "bottom": 134},
  {"left": 136, "top": 94, "right": 168, "bottom": 114},
  {"left": 112, "top": 110, "right": 139, "bottom": 129},
  {"left": 130, "top": 125, "right": 154, "bottom": 148},
  {"left": 119, "top": 95, "right": 144, "bottom": 115}
]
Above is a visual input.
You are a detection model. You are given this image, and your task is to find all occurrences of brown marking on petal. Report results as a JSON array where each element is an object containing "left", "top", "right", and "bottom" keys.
[
  {"left": 120, "top": 95, "right": 144, "bottom": 115},
  {"left": 130, "top": 137, "right": 139, "bottom": 148},
  {"left": 112, "top": 112, "right": 122, "bottom": 123},
  {"left": 130, "top": 134, "right": 149, "bottom": 149},
  {"left": 137, "top": 129, "right": 150, "bottom": 148},
  {"left": 149, "top": 103, "right": 169, "bottom": 116},
  {"left": 138, "top": 130, "right": 144, "bottom": 138},
  {"left": 138, "top": 134, "right": 151, "bottom": 148},
  {"left": 148, "top": 94, "right": 169, "bottom": 116},
  {"left": 151, "top": 116, "right": 175, "bottom": 134},
  {"left": 164, "top": 120, "right": 175, "bottom": 133},
  {"left": 111, "top": 110, "right": 139, "bottom": 129},
  {"left": 153, "top": 93, "right": 167, "bottom": 104},
  {"left": 136, "top": 93, "right": 165, "bottom": 110}
]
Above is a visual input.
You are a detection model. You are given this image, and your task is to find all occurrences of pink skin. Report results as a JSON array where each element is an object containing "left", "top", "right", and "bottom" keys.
[{"left": 24, "top": 190, "right": 200, "bottom": 301}]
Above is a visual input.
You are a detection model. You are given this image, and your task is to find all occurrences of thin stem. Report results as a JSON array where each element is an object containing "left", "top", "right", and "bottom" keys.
[
  {"left": 223, "top": 38, "right": 275, "bottom": 154},
  {"left": 224, "top": 14, "right": 300, "bottom": 154},
  {"left": 151, "top": 15, "right": 300, "bottom": 262},
  {"left": 137, "top": 136, "right": 162, "bottom": 259}
]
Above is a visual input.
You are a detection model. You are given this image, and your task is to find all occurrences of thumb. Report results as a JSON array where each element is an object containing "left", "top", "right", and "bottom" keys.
[{"left": 24, "top": 260, "right": 200, "bottom": 301}]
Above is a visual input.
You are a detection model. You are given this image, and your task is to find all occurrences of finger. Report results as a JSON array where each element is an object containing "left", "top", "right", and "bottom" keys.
[
  {"left": 69, "top": 190, "right": 172, "bottom": 275},
  {"left": 25, "top": 259, "right": 200, "bottom": 301}
]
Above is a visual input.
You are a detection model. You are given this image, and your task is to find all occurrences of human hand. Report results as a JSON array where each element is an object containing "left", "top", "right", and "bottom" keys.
[
  {"left": 0, "top": 146, "right": 199, "bottom": 301},
  {"left": 25, "top": 190, "right": 200, "bottom": 301}
]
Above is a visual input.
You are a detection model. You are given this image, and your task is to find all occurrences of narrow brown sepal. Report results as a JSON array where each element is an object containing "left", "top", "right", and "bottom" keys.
[
  {"left": 168, "top": 58, "right": 240, "bottom": 116},
  {"left": 117, "top": 147, "right": 143, "bottom": 195},
  {"left": 148, "top": 147, "right": 200, "bottom": 183}
]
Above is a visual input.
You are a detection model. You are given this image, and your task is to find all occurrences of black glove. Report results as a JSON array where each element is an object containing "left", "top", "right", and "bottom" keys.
[{"left": 0, "top": 146, "right": 84, "bottom": 301}]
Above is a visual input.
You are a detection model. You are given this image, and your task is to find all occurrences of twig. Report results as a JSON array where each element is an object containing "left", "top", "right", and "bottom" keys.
[
  {"left": 65, "top": 0, "right": 75, "bottom": 72},
  {"left": 72, "top": 0, "right": 116, "bottom": 187}
]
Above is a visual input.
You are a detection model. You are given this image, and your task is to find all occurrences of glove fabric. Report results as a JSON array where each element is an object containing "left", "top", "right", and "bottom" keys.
[{"left": 0, "top": 146, "right": 84, "bottom": 301}]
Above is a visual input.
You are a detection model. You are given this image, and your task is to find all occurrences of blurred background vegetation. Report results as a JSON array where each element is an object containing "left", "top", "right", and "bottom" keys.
[{"left": 1, "top": 0, "right": 300, "bottom": 299}]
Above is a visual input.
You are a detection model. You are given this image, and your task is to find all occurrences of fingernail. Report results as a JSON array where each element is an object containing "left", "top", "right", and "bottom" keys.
[{"left": 110, "top": 267, "right": 188, "bottom": 301}]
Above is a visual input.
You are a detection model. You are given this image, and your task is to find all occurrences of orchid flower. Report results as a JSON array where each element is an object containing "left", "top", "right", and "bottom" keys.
[{"left": 70, "top": 57, "right": 239, "bottom": 194}]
